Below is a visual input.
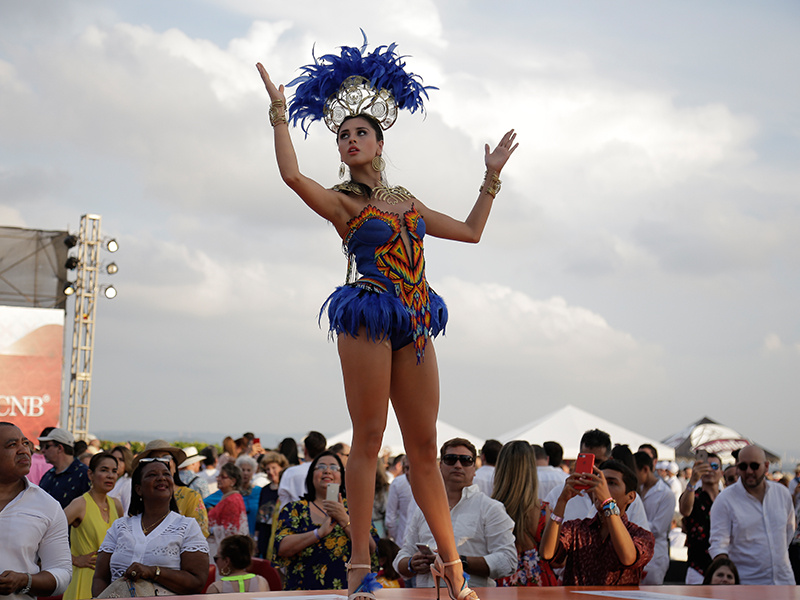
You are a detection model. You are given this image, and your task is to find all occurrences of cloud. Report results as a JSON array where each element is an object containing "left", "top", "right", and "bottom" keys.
[
  {"left": 761, "top": 333, "right": 800, "bottom": 355},
  {"left": 439, "top": 278, "right": 662, "bottom": 381}
]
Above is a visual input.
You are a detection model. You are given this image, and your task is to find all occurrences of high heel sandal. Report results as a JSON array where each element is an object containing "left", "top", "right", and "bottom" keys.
[
  {"left": 346, "top": 562, "right": 382, "bottom": 600},
  {"left": 430, "top": 555, "right": 479, "bottom": 600}
]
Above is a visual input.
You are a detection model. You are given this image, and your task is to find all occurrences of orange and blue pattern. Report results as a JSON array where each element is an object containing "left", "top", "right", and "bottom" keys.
[{"left": 322, "top": 203, "right": 447, "bottom": 361}]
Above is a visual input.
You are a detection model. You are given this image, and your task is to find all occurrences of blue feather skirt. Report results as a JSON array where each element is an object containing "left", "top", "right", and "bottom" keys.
[{"left": 319, "top": 282, "right": 448, "bottom": 351}]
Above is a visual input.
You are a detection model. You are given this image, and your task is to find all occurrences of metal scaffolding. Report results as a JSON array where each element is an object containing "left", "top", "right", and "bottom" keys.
[{"left": 66, "top": 215, "right": 102, "bottom": 440}]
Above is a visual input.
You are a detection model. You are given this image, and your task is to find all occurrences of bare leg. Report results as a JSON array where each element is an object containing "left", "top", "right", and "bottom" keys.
[
  {"left": 390, "top": 341, "right": 473, "bottom": 597},
  {"left": 338, "top": 330, "right": 392, "bottom": 593}
]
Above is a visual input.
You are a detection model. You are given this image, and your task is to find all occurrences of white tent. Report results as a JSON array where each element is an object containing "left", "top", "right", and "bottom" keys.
[
  {"left": 327, "top": 412, "right": 485, "bottom": 457},
  {"left": 499, "top": 404, "right": 675, "bottom": 461}
]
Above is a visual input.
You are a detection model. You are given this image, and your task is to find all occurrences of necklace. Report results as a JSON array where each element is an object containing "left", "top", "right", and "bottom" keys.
[
  {"left": 142, "top": 511, "right": 170, "bottom": 535},
  {"left": 372, "top": 184, "right": 413, "bottom": 205},
  {"left": 311, "top": 500, "right": 327, "bottom": 515}
]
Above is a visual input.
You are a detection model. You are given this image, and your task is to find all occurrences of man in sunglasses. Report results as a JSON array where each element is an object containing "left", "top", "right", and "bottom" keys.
[
  {"left": 709, "top": 444, "right": 795, "bottom": 584},
  {"left": 394, "top": 438, "right": 516, "bottom": 588},
  {"left": 679, "top": 452, "right": 722, "bottom": 584}
]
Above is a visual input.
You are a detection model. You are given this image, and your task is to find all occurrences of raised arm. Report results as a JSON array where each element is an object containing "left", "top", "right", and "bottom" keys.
[
  {"left": 540, "top": 473, "right": 583, "bottom": 562},
  {"left": 590, "top": 471, "right": 638, "bottom": 567},
  {"left": 421, "top": 129, "right": 518, "bottom": 243},
  {"left": 256, "top": 63, "right": 349, "bottom": 228}
]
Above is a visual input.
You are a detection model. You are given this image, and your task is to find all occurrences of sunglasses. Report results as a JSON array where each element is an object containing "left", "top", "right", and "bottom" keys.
[
  {"left": 139, "top": 457, "right": 172, "bottom": 466},
  {"left": 737, "top": 462, "right": 762, "bottom": 472},
  {"left": 441, "top": 454, "right": 475, "bottom": 467},
  {"left": 709, "top": 463, "right": 720, "bottom": 471},
  {"left": 314, "top": 463, "right": 341, "bottom": 473}
]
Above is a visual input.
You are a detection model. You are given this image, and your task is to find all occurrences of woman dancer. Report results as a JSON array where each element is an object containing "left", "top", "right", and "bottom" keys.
[{"left": 257, "top": 35, "right": 517, "bottom": 600}]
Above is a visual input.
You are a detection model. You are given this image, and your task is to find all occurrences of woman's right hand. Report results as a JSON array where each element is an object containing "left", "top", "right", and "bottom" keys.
[
  {"left": 317, "top": 515, "right": 335, "bottom": 538},
  {"left": 73, "top": 552, "right": 97, "bottom": 570},
  {"left": 256, "top": 63, "right": 286, "bottom": 104}
]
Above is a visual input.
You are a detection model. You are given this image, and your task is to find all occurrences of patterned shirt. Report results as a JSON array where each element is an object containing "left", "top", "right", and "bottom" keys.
[
  {"left": 39, "top": 459, "right": 90, "bottom": 509},
  {"left": 274, "top": 499, "right": 378, "bottom": 590},
  {"left": 555, "top": 513, "right": 654, "bottom": 586},
  {"left": 683, "top": 487, "right": 714, "bottom": 574}
]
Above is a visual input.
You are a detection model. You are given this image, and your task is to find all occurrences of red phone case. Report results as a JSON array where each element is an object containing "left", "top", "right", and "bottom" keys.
[{"left": 573, "top": 453, "right": 595, "bottom": 490}]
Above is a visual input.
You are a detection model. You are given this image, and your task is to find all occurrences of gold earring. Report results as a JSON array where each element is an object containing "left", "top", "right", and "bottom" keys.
[
  {"left": 338, "top": 162, "right": 346, "bottom": 179},
  {"left": 371, "top": 155, "right": 386, "bottom": 173}
]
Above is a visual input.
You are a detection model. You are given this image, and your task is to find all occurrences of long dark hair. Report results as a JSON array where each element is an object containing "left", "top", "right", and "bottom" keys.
[
  {"left": 492, "top": 441, "right": 539, "bottom": 552},
  {"left": 303, "top": 451, "right": 346, "bottom": 501},
  {"left": 129, "top": 461, "right": 179, "bottom": 517},
  {"left": 278, "top": 438, "right": 299, "bottom": 466}
]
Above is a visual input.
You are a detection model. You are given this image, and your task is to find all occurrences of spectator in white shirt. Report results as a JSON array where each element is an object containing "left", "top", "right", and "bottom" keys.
[
  {"left": 385, "top": 457, "right": 412, "bottom": 543},
  {"left": 394, "top": 438, "right": 516, "bottom": 588},
  {"left": 709, "top": 444, "right": 796, "bottom": 585},
  {"left": 277, "top": 431, "right": 326, "bottom": 505},
  {"left": 0, "top": 422, "right": 72, "bottom": 600},
  {"left": 534, "top": 444, "right": 568, "bottom": 501},
  {"left": 197, "top": 446, "right": 219, "bottom": 494},
  {"left": 634, "top": 451, "right": 674, "bottom": 584},
  {"left": 473, "top": 439, "right": 501, "bottom": 497}
]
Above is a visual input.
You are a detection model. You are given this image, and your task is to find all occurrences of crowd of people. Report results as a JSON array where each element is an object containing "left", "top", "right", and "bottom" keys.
[{"left": 1, "top": 421, "right": 799, "bottom": 599}]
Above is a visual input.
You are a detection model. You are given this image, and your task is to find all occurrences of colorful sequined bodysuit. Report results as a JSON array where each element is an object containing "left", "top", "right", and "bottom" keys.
[{"left": 321, "top": 202, "right": 448, "bottom": 362}]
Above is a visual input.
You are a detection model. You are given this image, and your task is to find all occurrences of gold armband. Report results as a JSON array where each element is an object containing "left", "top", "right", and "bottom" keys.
[
  {"left": 269, "top": 99, "right": 287, "bottom": 127},
  {"left": 480, "top": 170, "right": 501, "bottom": 198}
]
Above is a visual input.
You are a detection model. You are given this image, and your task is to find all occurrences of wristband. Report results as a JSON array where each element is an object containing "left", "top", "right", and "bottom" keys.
[
  {"left": 600, "top": 497, "right": 614, "bottom": 508},
  {"left": 407, "top": 560, "right": 416, "bottom": 575},
  {"left": 313, "top": 528, "right": 321, "bottom": 540},
  {"left": 601, "top": 500, "right": 620, "bottom": 518},
  {"left": 20, "top": 573, "right": 32, "bottom": 595},
  {"left": 549, "top": 512, "right": 564, "bottom": 524}
]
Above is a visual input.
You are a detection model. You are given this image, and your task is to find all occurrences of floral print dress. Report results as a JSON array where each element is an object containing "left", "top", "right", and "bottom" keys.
[{"left": 274, "top": 499, "right": 378, "bottom": 590}]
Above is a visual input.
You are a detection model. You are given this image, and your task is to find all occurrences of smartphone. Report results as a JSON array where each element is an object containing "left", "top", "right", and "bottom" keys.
[
  {"left": 416, "top": 543, "right": 434, "bottom": 556},
  {"left": 573, "top": 453, "right": 595, "bottom": 491},
  {"left": 326, "top": 482, "right": 340, "bottom": 502},
  {"left": 253, "top": 437, "right": 261, "bottom": 446},
  {"left": 695, "top": 449, "right": 708, "bottom": 463}
]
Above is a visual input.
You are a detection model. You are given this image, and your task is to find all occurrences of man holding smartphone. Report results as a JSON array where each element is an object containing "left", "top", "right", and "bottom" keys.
[{"left": 540, "top": 459, "right": 655, "bottom": 586}]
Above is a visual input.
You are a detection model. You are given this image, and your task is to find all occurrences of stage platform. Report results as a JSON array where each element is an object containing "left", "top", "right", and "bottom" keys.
[{"left": 180, "top": 586, "right": 798, "bottom": 600}]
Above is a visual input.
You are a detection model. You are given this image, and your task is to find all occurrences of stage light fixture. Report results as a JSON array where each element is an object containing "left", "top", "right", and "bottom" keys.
[
  {"left": 63, "top": 281, "right": 76, "bottom": 296},
  {"left": 65, "top": 256, "right": 79, "bottom": 270},
  {"left": 106, "top": 262, "right": 118, "bottom": 275},
  {"left": 106, "top": 239, "right": 119, "bottom": 252},
  {"left": 103, "top": 285, "right": 117, "bottom": 299},
  {"left": 64, "top": 235, "right": 78, "bottom": 248}
]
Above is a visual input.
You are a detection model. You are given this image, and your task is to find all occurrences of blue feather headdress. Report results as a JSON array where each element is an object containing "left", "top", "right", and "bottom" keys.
[{"left": 286, "top": 30, "right": 437, "bottom": 135}]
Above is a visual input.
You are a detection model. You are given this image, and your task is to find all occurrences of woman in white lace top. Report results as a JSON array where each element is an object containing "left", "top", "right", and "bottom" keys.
[{"left": 92, "top": 458, "right": 209, "bottom": 596}]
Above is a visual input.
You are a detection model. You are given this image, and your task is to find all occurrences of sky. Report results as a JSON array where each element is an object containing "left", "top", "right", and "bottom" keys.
[{"left": 1, "top": 1, "right": 798, "bottom": 460}]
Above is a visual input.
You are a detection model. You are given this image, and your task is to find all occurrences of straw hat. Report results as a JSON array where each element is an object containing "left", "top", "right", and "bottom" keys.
[{"left": 132, "top": 439, "right": 186, "bottom": 471}]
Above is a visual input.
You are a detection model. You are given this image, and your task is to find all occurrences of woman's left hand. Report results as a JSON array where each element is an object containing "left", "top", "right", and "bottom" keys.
[
  {"left": 485, "top": 129, "right": 519, "bottom": 174},
  {"left": 124, "top": 562, "right": 156, "bottom": 582},
  {"left": 321, "top": 496, "right": 349, "bottom": 528}
]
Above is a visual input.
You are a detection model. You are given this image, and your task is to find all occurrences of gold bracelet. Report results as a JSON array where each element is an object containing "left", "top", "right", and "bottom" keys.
[
  {"left": 269, "top": 99, "right": 287, "bottom": 127},
  {"left": 480, "top": 170, "right": 501, "bottom": 198}
]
